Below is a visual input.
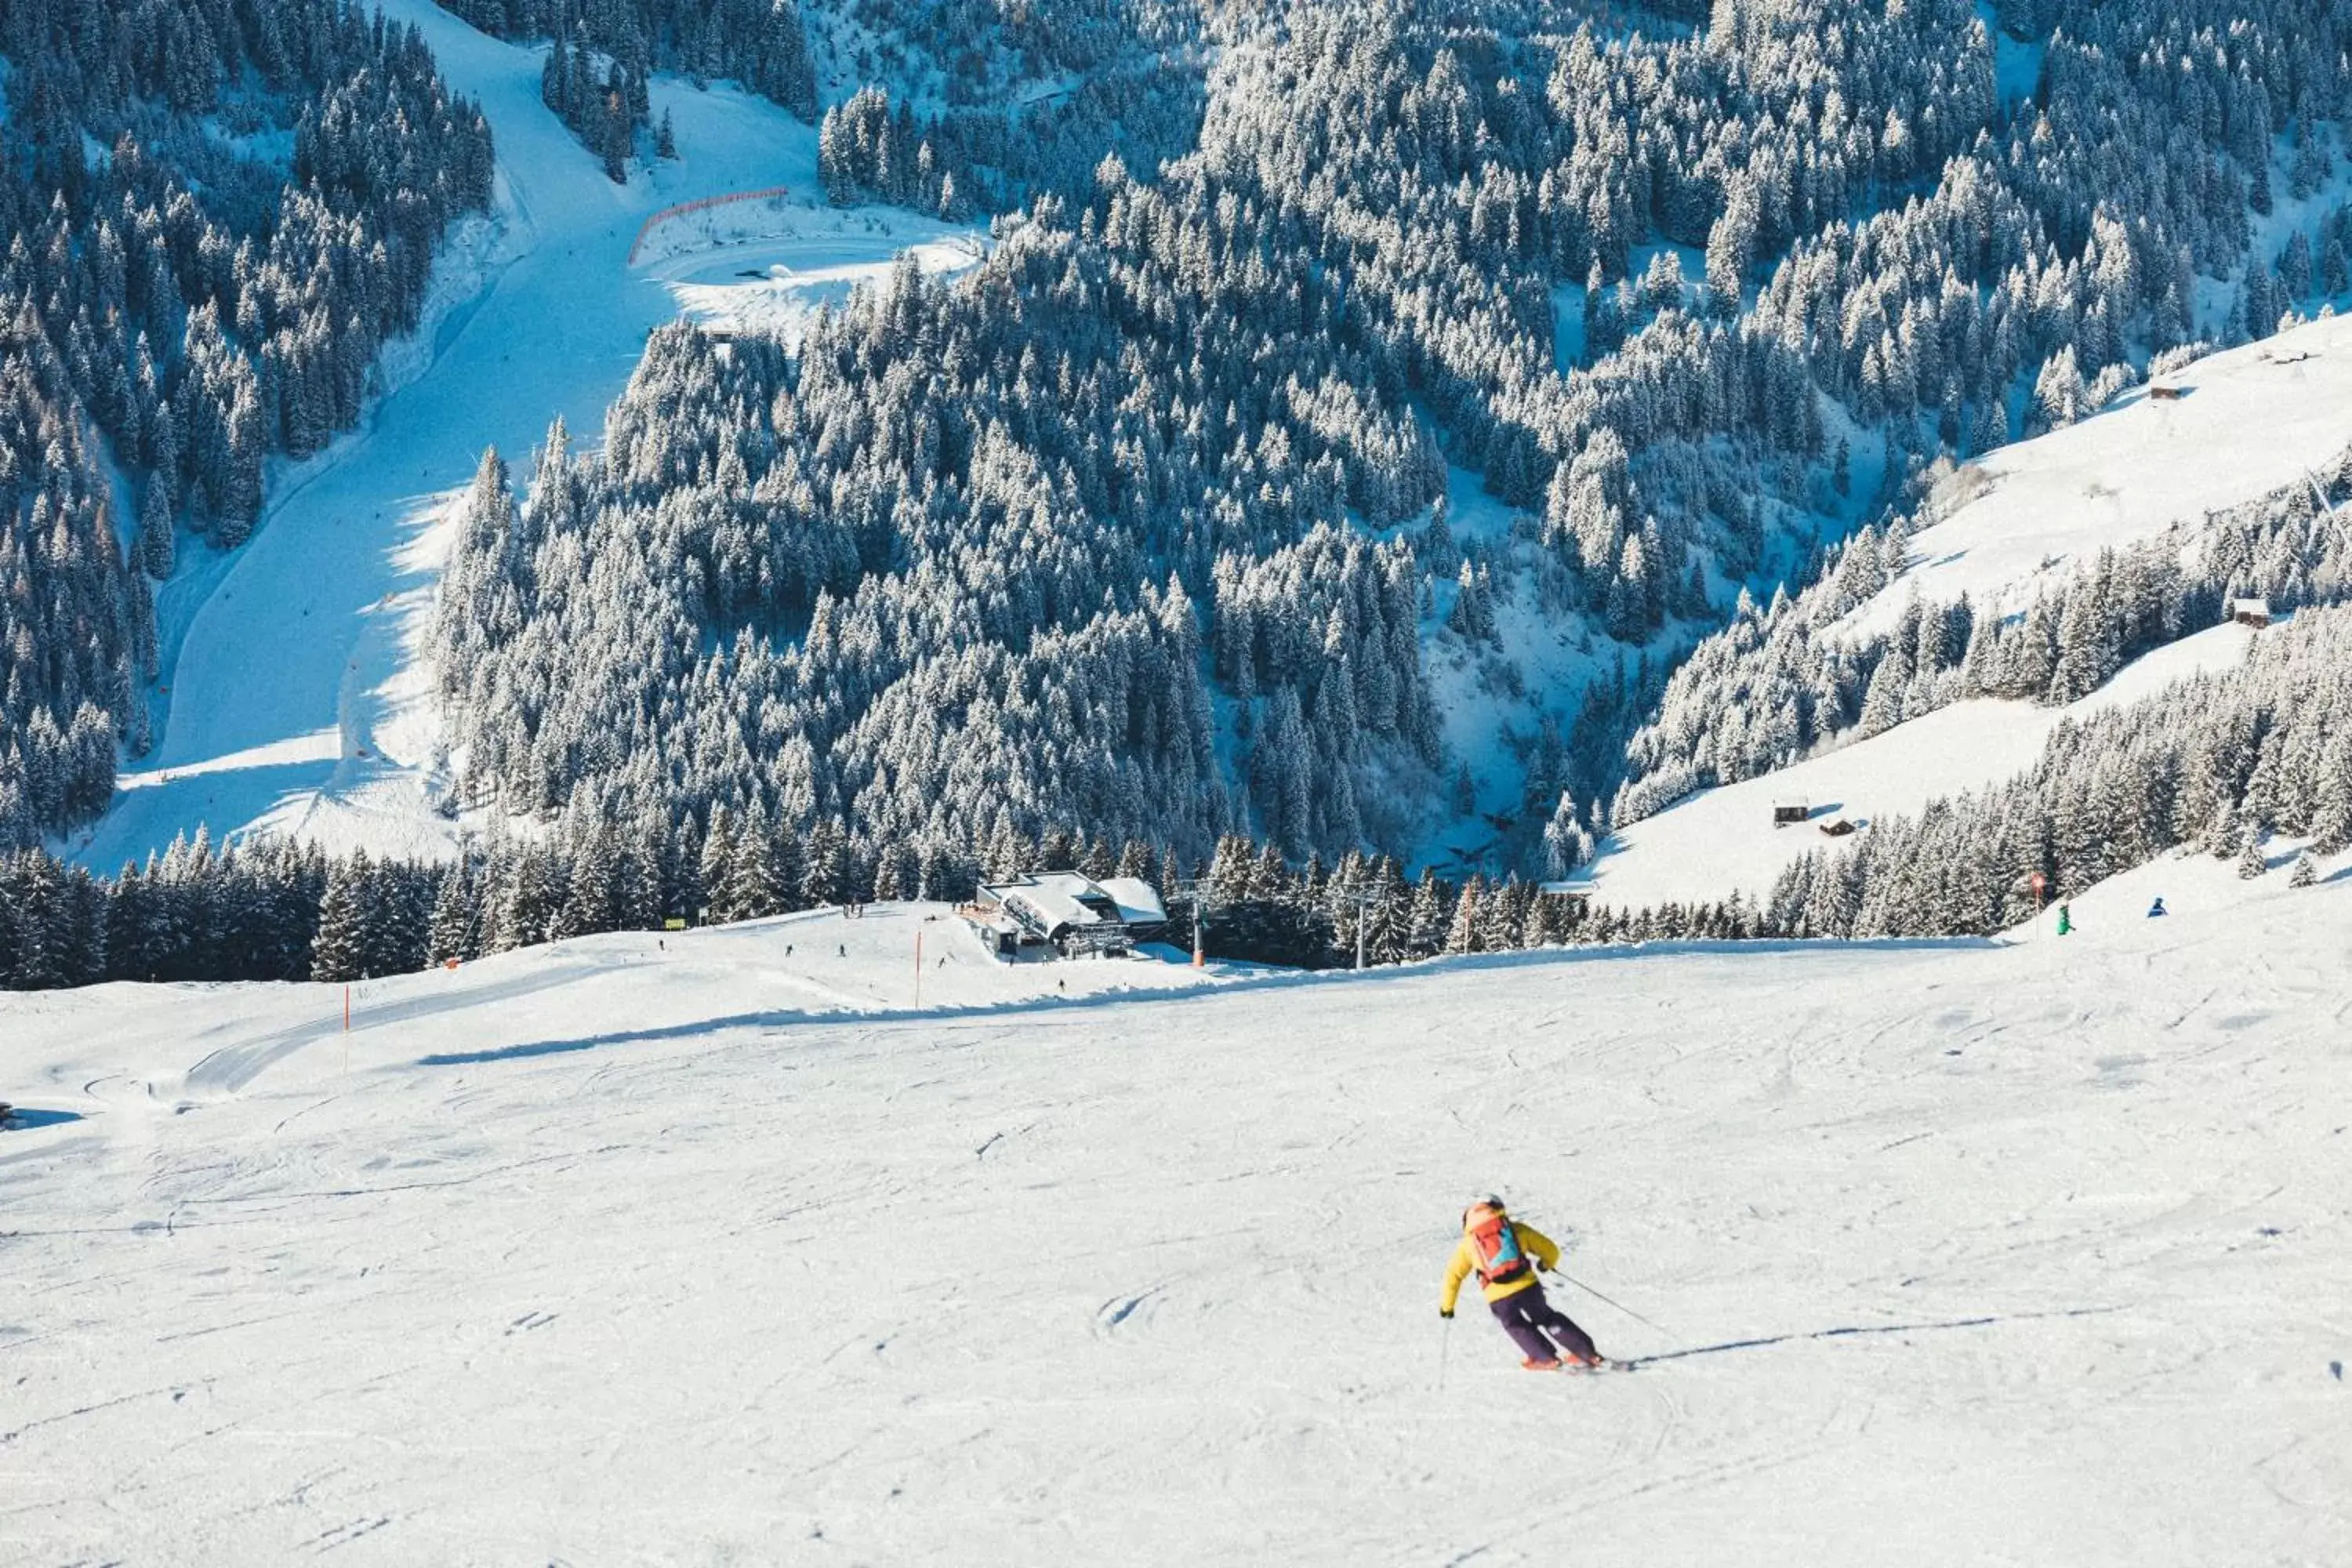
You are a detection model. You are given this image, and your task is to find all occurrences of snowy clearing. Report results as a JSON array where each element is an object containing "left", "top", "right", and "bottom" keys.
[
  {"left": 1586, "top": 310, "right": 2352, "bottom": 911},
  {"left": 652, "top": 205, "right": 987, "bottom": 346},
  {"left": 77, "top": 2, "right": 978, "bottom": 874},
  {"left": 1846, "top": 312, "right": 2352, "bottom": 641},
  {"left": 1579, "top": 620, "right": 2266, "bottom": 908},
  {"left": 2, "top": 891, "right": 2347, "bottom": 1564}
]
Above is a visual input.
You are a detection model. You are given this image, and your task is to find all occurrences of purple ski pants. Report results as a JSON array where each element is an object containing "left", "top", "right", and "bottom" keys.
[{"left": 1490, "top": 1283, "right": 1597, "bottom": 1363}]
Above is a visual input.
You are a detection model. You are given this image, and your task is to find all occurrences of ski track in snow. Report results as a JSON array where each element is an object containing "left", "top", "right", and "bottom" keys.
[
  {"left": 2, "top": 892, "right": 2347, "bottom": 1564},
  {"left": 75, "top": 2, "right": 981, "bottom": 873}
]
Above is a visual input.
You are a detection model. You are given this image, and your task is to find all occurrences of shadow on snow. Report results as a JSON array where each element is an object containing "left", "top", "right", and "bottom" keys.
[
  {"left": 1621, "top": 1304, "right": 2121, "bottom": 1369},
  {"left": 412, "top": 933, "right": 2002, "bottom": 1068}
]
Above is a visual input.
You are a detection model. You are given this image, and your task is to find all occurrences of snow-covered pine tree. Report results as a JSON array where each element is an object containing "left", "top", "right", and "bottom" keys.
[
  {"left": 2238, "top": 833, "right": 2270, "bottom": 880},
  {"left": 312, "top": 852, "right": 371, "bottom": 982}
]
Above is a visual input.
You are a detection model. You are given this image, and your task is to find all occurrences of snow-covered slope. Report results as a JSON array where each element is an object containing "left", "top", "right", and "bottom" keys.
[
  {"left": 1849, "top": 313, "right": 2352, "bottom": 639},
  {"left": 1582, "top": 620, "right": 2266, "bottom": 908},
  {"left": 5, "top": 891, "right": 2347, "bottom": 1565},
  {"left": 1584, "top": 318, "right": 2352, "bottom": 909},
  {"left": 76, "top": 2, "right": 980, "bottom": 873}
]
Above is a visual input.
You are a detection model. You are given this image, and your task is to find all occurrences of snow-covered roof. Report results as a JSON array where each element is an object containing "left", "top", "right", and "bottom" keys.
[
  {"left": 2234, "top": 597, "right": 2272, "bottom": 615},
  {"left": 1096, "top": 877, "right": 1167, "bottom": 926},
  {"left": 980, "top": 872, "right": 1163, "bottom": 938}
]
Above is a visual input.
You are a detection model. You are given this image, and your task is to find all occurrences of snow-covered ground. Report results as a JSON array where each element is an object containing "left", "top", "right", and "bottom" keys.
[
  {"left": 3, "top": 889, "right": 2347, "bottom": 1564},
  {"left": 1583, "top": 314, "right": 2352, "bottom": 909},
  {"left": 1847, "top": 312, "right": 2352, "bottom": 640},
  {"left": 649, "top": 203, "right": 986, "bottom": 346},
  {"left": 76, "top": 2, "right": 980, "bottom": 874},
  {"left": 1579, "top": 620, "right": 2267, "bottom": 908}
]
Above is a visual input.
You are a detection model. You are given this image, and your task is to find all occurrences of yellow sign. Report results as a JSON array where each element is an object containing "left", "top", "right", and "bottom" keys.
[{"left": 664, "top": 917, "right": 688, "bottom": 931}]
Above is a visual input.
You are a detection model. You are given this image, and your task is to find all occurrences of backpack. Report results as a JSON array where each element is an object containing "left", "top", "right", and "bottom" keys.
[{"left": 1469, "top": 1214, "right": 1531, "bottom": 1287}]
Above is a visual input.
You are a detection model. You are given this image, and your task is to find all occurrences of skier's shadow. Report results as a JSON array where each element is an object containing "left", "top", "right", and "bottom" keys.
[{"left": 1621, "top": 1305, "right": 2118, "bottom": 1368}]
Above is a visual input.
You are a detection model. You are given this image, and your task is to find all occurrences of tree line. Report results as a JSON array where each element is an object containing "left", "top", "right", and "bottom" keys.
[
  {"left": 0, "top": 808, "right": 1752, "bottom": 990},
  {"left": 15, "top": 597, "right": 2344, "bottom": 990}
]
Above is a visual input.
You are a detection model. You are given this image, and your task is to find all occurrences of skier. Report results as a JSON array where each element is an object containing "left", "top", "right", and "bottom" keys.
[
  {"left": 2147, "top": 897, "right": 2166, "bottom": 917},
  {"left": 2056, "top": 903, "right": 2074, "bottom": 935},
  {"left": 1439, "top": 1197, "right": 1605, "bottom": 1371}
]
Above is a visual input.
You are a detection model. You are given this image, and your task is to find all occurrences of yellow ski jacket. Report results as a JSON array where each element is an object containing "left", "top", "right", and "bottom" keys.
[{"left": 1440, "top": 1218, "right": 1560, "bottom": 1312}]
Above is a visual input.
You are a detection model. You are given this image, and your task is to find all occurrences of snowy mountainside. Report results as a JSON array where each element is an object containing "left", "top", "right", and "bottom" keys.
[
  {"left": 71, "top": 1, "right": 983, "bottom": 875},
  {"left": 1583, "top": 319, "right": 2352, "bottom": 910},
  {"left": 1846, "top": 313, "right": 2352, "bottom": 640},
  {"left": 1583, "top": 621, "right": 2270, "bottom": 909},
  {"left": 408, "top": 0, "right": 2352, "bottom": 904},
  {"left": 33, "top": 0, "right": 2352, "bottom": 938},
  {"left": 3, "top": 887, "right": 2347, "bottom": 1563}
]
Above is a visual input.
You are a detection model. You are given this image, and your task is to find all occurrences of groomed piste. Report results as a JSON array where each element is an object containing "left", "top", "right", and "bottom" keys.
[{"left": 4, "top": 877, "right": 2345, "bottom": 1564}]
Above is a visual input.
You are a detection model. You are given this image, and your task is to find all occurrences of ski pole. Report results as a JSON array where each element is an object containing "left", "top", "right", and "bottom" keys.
[
  {"left": 1554, "top": 1270, "right": 1671, "bottom": 1336},
  {"left": 1437, "top": 1315, "right": 1453, "bottom": 1392}
]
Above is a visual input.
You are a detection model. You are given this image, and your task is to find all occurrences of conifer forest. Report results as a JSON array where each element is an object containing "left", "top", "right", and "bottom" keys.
[{"left": 6, "top": 0, "right": 2352, "bottom": 985}]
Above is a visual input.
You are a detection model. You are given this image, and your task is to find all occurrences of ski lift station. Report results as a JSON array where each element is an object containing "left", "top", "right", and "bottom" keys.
[{"left": 964, "top": 873, "right": 1168, "bottom": 959}]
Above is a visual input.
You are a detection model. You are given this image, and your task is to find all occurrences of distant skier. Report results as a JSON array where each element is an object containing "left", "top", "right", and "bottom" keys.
[
  {"left": 1439, "top": 1197, "right": 1604, "bottom": 1371},
  {"left": 2056, "top": 903, "right": 2074, "bottom": 935},
  {"left": 2147, "top": 897, "right": 2166, "bottom": 918}
]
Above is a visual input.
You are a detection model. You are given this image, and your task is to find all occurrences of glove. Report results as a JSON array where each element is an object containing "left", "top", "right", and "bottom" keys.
[{"left": 1439, "top": 1308, "right": 1454, "bottom": 1320}]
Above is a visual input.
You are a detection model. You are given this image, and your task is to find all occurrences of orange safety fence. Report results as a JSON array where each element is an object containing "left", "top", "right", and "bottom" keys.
[{"left": 626, "top": 184, "right": 794, "bottom": 265}]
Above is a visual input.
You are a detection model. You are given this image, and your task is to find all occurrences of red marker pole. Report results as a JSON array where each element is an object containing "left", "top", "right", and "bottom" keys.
[{"left": 915, "top": 927, "right": 924, "bottom": 1008}]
